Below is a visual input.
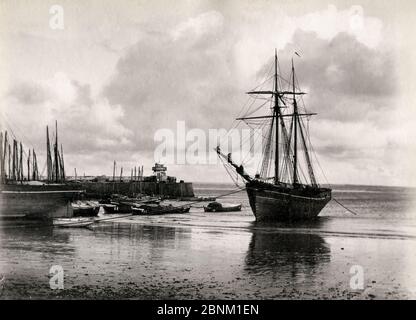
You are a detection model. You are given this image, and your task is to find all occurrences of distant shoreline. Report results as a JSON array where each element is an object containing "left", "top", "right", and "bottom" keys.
[{"left": 192, "top": 181, "right": 416, "bottom": 190}]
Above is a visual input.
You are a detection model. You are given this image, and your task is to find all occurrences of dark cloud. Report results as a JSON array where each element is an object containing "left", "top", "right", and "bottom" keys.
[
  {"left": 99, "top": 26, "right": 400, "bottom": 173},
  {"left": 275, "top": 30, "right": 397, "bottom": 123},
  {"left": 102, "top": 28, "right": 243, "bottom": 153}
]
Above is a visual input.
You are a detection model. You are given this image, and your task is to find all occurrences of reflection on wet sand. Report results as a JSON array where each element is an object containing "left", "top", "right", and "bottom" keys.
[
  {"left": 245, "top": 220, "right": 331, "bottom": 278},
  {"left": 0, "top": 220, "right": 74, "bottom": 257},
  {"left": 90, "top": 222, "right": 190, "bottom": 243},
  {"left": 75, "top": 223, "right": 193, "bottom": 265},
  {"left": 1, "top": 210, "right": 415, "bottom": 299},
  {"left": 0, "top": 221, "right": 195, "bottom": 299}
]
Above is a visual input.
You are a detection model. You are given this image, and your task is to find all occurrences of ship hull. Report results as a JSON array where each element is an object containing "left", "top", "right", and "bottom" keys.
[
  {"left": 246, "top": 183, "right": 331, "bottom": 221},
  {"left": 0, "top": 184, "right": 83, "bottom": 218},
  {"left": 73, "top": 207, "right": 99, "bottom": 217}
]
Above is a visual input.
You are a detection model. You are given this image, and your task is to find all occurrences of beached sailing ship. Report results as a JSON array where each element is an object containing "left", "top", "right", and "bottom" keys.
[
  {"left": 0, "top": 122, "right": 82, "bottom": 218},
  {"left": 216, "top": 51, "right": 331, "bottom": 221}
]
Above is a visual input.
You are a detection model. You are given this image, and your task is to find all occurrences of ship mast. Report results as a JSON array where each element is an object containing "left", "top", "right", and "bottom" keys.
[
  {"left": 220, "top": 50, "right": 317, "bottom": 186},
  {"left": 46, "top": 126, "right": 52, "bottom": 182},
  {"left": 274, "top": 50, "right": 279, "bottom": 184},
  {"left": 292, "top": 59, "right": 298, "bottom": 185},
  {"left": 54, "top": 120, "right": 59, "bottom": 183}
]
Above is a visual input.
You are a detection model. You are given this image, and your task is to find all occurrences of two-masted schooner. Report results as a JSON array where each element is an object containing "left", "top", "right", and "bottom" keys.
[{"left": 216, "top": 51, "right": 331, "bottom": 221}]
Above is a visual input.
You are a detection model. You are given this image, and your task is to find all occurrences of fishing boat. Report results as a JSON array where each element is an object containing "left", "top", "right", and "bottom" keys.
[
  {"left": 100, "top": 194, "right": 163, "bottom": 214},
  {"left": 111, "top": 194, "right": 161, "bottom": 204},
  {"left": 216, "top": 51, "right": 331, "bottom": 221},
  {"left": 101, "top": 203, "right": 118, "bottom": 214},
  {"left": 72, "top": 200, "right": 100, "bottom": 217},
  {"left": 101, "top": 201, "right": 133, "bottom": 214},
  {"left": 53, "top": 217, "right": 95, "bottom": 228},
  {"left": 134, "top": 204, "right": 190, "bottom": 215},
  {"left": 203, "top": 202, "right": 242, "bottom": 212},
  {"left": 0, "top": 123, "right": 83, "bottom": 218},
  {"left": 179, "top": 196, "right": 216, "bottom": 202},
  {"left": 89, "top": 201, "right": 100, "bottom": 215},
  {"left": 131, "top": 206, "right": 145, "bottom": 215},
  {"left": 138, "top": 195, "right": 161, "bottom": 204}
]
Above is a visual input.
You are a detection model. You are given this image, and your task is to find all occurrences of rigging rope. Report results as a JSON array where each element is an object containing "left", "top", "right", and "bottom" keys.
[
  {"left": 332, "top": 197, "right": 358, "bottom": 215},
  {"left": 216, "top": 54, "right": 360, "bottom": 217}
]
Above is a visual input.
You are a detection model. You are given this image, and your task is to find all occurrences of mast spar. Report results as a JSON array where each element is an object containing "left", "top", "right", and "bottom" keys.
[
  {"left": 46, "top": 126, "right": 52, "bottom": 182},
  {"left": 221, "top": 50, "right": 320, "bottom": 187},
  {"left": 292, "top": 59, "right": 298, "bottom": 185},
  {"left": 55, "top": 120, "right": 59, "bottom": 183},
  {"left": 274, "top": 49, "right": 279, "bottom": 184}
]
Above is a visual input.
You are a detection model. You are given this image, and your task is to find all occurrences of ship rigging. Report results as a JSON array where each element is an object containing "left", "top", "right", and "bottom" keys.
[{"left": 216, "top": 50, "right": 332, "bottom": 221}]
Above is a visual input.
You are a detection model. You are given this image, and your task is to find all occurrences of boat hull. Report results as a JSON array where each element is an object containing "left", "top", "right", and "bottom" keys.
[
  {"left": 73, "top": 207, "right": 99, "bottom": 217},
  {"left": 101, "top": 202, "right": 132, "bottom": 214},
  {"left": 203, "top": 204, "right": 242, "bottom": 212},
  {"left": 0, "top": 184, "right": 82, "bottom": 218},
  {"left": 246, "top": 184, "right": 331, "bottom": 221},
  {"left": 102, "top": 204, "right": 118, "bottom": 214},
  {"left": 53, "top": 217, "right": 94, "bottom": 228},
  {"left": 135, "top": 204, "right": 190, "bottom": 215}
]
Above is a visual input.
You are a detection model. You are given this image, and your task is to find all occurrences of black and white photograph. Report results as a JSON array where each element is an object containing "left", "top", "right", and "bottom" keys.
[{"left": 0, "top": 0, "right": 415, "bottom": 307}]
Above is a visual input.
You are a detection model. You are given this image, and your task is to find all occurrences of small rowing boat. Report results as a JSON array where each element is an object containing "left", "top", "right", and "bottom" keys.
[
  {"left": 53, "top": 217, "right": 95, "bottom": 228},
  {"left": 178, "top": 196, "right": 216, "bottom": 202},
  {"left": 133, "top": 204, "right": 190, "bottom": 215},
  {"left": 203, "top": 202, "right": 242, "bottom": 212},
  {"left": 72, "top": 200, "right": 100, "bottom": 217}
]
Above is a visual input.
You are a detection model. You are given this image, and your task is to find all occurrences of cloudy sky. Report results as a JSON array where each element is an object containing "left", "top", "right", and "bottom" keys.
[{"left": 0, "top": 0, "right": 415, "bottom": 187}]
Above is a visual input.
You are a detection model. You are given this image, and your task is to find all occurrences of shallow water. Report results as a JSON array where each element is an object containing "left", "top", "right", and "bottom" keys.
[{"left": 0, "top": 183, "right": 415, "bottom": 299}]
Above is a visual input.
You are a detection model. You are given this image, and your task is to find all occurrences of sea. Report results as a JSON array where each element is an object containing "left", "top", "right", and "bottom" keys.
[{"left": 0, "top": 183, "right": 415, "bottom": 299}]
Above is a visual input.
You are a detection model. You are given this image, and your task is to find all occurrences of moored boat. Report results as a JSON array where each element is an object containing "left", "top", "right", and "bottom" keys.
[
  {"left": 113, "top": 201, "right": 133, "bottom": 213},
  {"left": 138, "top": 196, "right": 161, "bottom": 204},
  {"left": 0, "top": 182, "right": 82, "bottom": 218},
  {"left": 101, "top": 202, "right": 133, "bottom": 214},
  {"left": 72, "top": 200, "right": 100, "bottom": 217},
  {"left": 131, "top": 206, "right": 145, "bottom": 215},
  {"left": 0, "top": 123, "right": 84, "bottom": 219},
  {"left": 101, "top": 203, "right": 118, "bottom": 214},
  {"left": 133, "top": 204, "right": 190, "bottom": 215},
  {"left": 203, "top": 202, "right": 242, "bottom": 212},
  {"left": 53, "top": 217, "right": 95, "bottom": 228},
  {"left": 100, "top": 194, "right": 162, "bottom": 214},
  {"left": 216, "top": 51, "right": 332, "bottom": 221},
  {"left": 179, "top": 196, "right": 216, "bottom": 202}
]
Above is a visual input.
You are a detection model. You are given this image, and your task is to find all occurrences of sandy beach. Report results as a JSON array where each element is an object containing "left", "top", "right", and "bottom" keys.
[
  {"left": 1, "top": 184, "right": 416, "bottom": 300},
  {"left": 1, "top": 184, "right": 416, "bottom": 299}
]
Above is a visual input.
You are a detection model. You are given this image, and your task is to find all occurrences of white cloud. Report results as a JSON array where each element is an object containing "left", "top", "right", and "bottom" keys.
[
  {"left": 296, "top": 5, "right": 383, "bottom": 48},
  {"left": 46, "top": 72, "right": 77, "bottom": 105},
  {"left": 171, "top": 10, "right": 224, "bottom": 41},
  {"left": 229, "top": 4, "right": 384, "bottom": 84}
]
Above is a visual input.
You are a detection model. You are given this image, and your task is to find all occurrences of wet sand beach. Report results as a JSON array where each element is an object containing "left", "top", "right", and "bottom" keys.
[{"left": 1, "top": 184, "right": 416, "bottom": 299}]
